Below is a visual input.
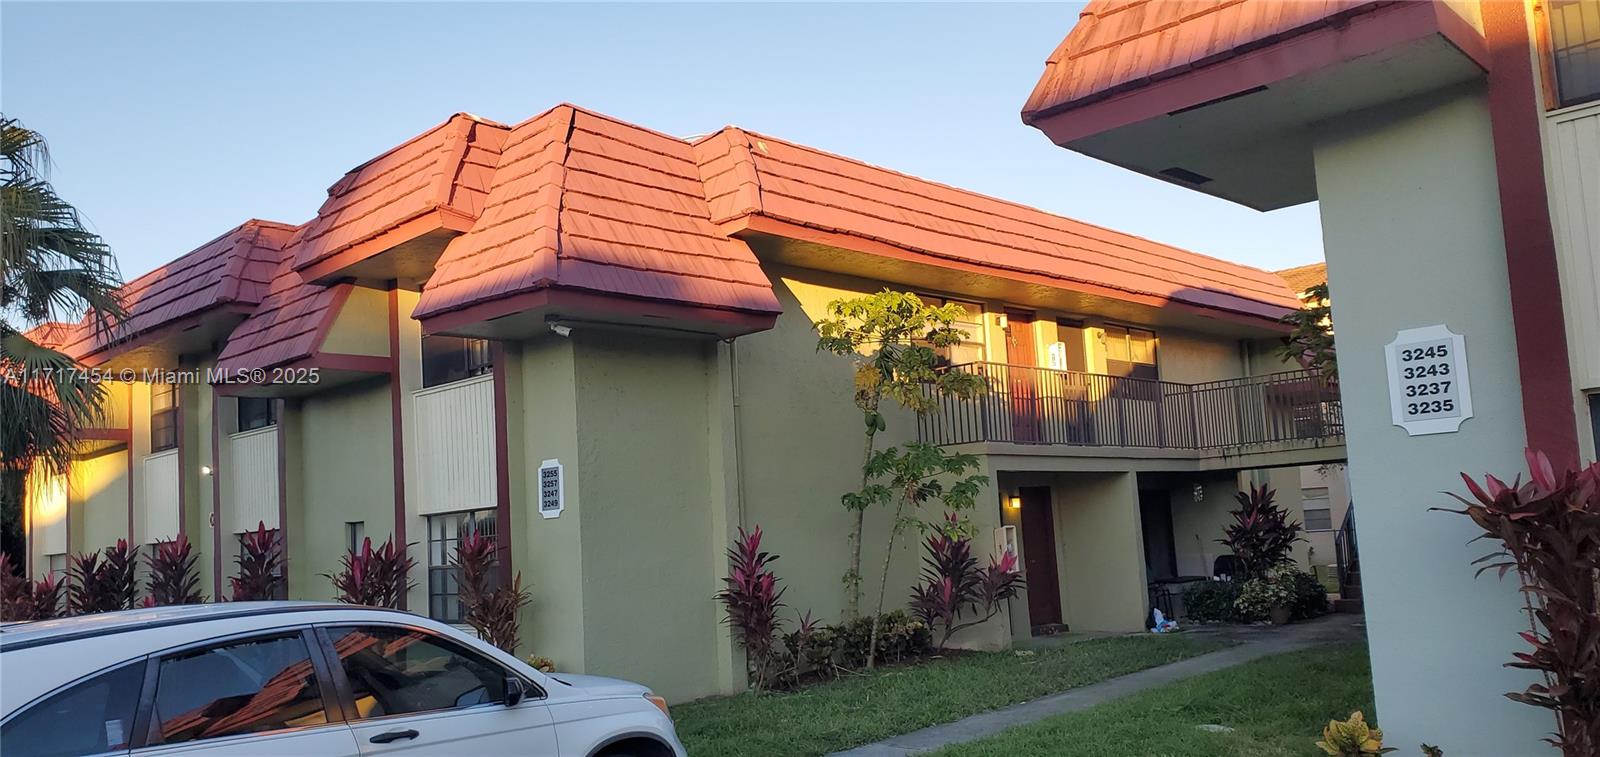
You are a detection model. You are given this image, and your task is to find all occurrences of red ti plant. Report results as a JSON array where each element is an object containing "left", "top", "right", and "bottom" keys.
[
  {"left": 145, "top": 535, "right": 204, "bottom": 606},
  {"left": 454, "top": 530, "right": 530, "bottom": 654},
  {"left": 1219, "top": 484, "right": 1303, "bottom": 581},
  {"left": 0, "top": 554, "right": 58, "bottom": 621},
  {"left": 18, "top": 573, "right": 64, "bottom": 620},
  {"left": 0, "top": 553, "right": 28, "bottom": 621},
  {"left": 326, "top": 536, "right": 416, "bottom": 608},
  {"left": 69, "top": 539, "right": 139, "bottom": 614},
  {"left": 909, "top": 513, "right": 1025, "bottom": 651},
  {"left": 1441, "top": 450, "right": 1600, "bottom": 756},
  {"left": 230, "top": 521, "right": 285, "bottom": 601},
  {"left": 715, "top": 526, "right": 786, "bottom": 690}
]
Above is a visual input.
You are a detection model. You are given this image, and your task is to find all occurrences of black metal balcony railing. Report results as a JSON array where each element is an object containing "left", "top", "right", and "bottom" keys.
[{"left": 918, "top": 362, "right": 1342, "bottom": 450}]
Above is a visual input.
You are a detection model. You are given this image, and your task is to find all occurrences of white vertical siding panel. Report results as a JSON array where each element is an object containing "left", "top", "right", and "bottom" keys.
[
  {"left": 413, "top": 375, "right": 496, "bottom": 515},
  {"left": 226, "top": 427, "right": 279, "bottom": 532},
  {"left": 142, "top": 450, "right": 181, "bottom": 542},
  {"left": 1547, "top": 103, "right": 1600, "bottom": 391}
]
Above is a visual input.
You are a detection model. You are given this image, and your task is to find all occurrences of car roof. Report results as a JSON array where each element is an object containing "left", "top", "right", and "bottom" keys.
[{"left": 0, "top": 601, "right": 382, "bottom": 652}]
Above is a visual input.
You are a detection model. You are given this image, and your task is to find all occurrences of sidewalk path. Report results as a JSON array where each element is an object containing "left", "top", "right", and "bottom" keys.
[{"left": 828, "top": 614, "right": 1366, "bottom": 757}]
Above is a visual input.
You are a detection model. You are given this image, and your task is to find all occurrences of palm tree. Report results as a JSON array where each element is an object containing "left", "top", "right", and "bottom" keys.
[{"left": 1, "top": 115, "right": 127, "bottom": 562}]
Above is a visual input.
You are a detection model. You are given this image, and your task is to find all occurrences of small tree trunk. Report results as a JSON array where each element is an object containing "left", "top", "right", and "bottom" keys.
[
  {"left": 844, "top": 392, "right": 882, "bottom": 620},
  {"left": 865, "top": 493, "right": 908, "bottom": 670}
]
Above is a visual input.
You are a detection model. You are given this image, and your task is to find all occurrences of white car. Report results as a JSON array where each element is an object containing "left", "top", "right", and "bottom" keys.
[{"left": 0, "top": 602, "right": 685, "bottom": 757}]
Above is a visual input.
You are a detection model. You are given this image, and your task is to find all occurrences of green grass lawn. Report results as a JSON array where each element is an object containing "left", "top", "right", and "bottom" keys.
[
  {"left": 932, "top": 642, "right": 1375, "bottom": 757},
  {"left": 671, "top": 634, "right": 1230, "bottom": 757}
]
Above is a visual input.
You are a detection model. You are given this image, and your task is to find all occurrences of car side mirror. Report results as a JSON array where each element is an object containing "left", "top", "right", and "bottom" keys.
[{"left": 505, "top": 676, "right": 525, "bottom": 707}]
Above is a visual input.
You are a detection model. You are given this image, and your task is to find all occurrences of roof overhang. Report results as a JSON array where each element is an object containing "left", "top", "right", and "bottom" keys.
[
  {"left": 294, "top": 209, "right": 475, "bottom": 289},
  {"left": 77, "top": 305, "right": 256, "bottom": 371},
  {"left": 738, "top": 216, "right": 1292, "bottom": 339},
  {"left": 417, "top": 287, "right": 778, "bottom": 342},
  {"left": 214, "top": 353, "right": 392, "bottom": 398},
  {"left": 1025, "top": 1, "right": 1489, "bottom": 211}
]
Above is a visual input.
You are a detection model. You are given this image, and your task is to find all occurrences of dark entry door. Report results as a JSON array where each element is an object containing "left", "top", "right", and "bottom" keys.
[
  {"left": 1139, "top": 490, "right": 1178, "bottom": 580},
  {"left": 1017, "top": 486, "right": 1062, "bottom": 629},
  {"left": 1006, "top": 311, "right": 1040, "bottom": 443}
]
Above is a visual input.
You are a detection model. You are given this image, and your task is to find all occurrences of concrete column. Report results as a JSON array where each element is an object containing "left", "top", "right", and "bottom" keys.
[
  {"left": 1313, "top": 84, "right": 1548, "bottom": 750},
  {"left": 1056, "top": 471, "right": 1147, "bottom": 633}
]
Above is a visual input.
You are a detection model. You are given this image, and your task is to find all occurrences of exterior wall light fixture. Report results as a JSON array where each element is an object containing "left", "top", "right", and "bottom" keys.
[{"left": 1008, "top": 495, "right": 1022, "bottom": 510}]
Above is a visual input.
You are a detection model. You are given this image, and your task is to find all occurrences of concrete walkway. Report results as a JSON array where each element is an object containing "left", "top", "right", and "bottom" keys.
[{"left": 828, "top": 614, "right": 1366, "bottom": 757}]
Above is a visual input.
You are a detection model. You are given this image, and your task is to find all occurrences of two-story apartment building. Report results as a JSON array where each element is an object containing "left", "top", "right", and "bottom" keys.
[
  {"left": 1018, "top": 0, "right": 1598, "bottom": 751},
  {"left": 23, "top": 104, "right": 1343, "bottom": 702}
]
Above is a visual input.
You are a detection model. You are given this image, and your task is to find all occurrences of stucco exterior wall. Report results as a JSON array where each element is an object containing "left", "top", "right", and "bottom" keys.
[
  {"left": 73, "top": 449, "right": 128, "bottom": 554},
  {"left": 571, "top": 331, "right": 722, "bottom": 702},
  {"left": 291, "top": 380, "right": 396, "bottom": 599},
  {"left": 323, "top": 286, "right": 392, "bottom": 357},
  {"left": 511, "top": 337, "right": 587, "bottom": 678},
  {"left": 1312, "top": 83, "right": 1548, "bottom": 752},
  {"left": 1156, "top": 328, "right": 1246, "bottom": 384},
  {"left": 1167, "top": 472, "right": 1243, "bottom": 577},
  {"left": 735, "top": 267, "right": 954, "bottom": 629},
  {"left": 1054, "top": 471, "right": 1147, "bottom": 632}
]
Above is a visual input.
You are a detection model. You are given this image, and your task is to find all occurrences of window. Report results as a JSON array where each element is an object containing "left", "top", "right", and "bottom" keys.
[
  {"left": 235, "top": 530, "right": 287, "bottom": 600},
  {"left": 1050, "top": 319, "right": 1089, "bottom": 372},
  {"left": 1302, "top": 486, "right": 1333, "bottom": 531},
  {"left": 421, "top": 335, "right": 493, "bottom": 388},
  {"left": 914, "top": 296, "right": 985, "bottom": 367},
  {"left": 1589, "top": 394, "right": 1599, "bottom": 459},
  {"left": 1547, "top": 0, "right": 1600, "bottom": 107},
  {"left": 347, "top": 521, "right": 367, "bottom": 554},
  {"left": 236, "top": 397, "right": 277, "bottom": 433},
  {"left": 150, "top": 633, "right": 327, "bottom": 746},
  {"left": 426, "top": 509, "right": 497, "bottom": 623},
  {"left": 0, "top": 662, "right": 144, "bottom": 757},
  {"left": 325, "top": 625, "right": 507, "bottom": 719},
  {"left": 1102, "top": 325, "right": 1158, "bottom": 381},
  {"left": 150, "top": 382, "right": 178, "bottom": 452}
]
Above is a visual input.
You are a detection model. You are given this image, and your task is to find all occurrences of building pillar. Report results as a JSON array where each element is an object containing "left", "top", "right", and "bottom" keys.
[{"left": 1055, "top": 471, "right": 1147, "bottom": 633}]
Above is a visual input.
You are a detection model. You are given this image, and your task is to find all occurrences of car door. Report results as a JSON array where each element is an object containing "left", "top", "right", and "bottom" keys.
[
  {"left": 317, "top": 624, "right": 558, "bottom": 757},
  {"left": 130, "top": 629, "right": 360, "bottom": 757}
]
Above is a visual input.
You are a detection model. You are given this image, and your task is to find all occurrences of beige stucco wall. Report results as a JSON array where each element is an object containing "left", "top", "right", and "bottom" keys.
[
  {"left": 73, "top": 449, "right": 128, "bottom": 555},
  {"left": 1055, "top": 471, "right": 1147, "bottom": 632},
  {"left": 290, "top": 380, "right": 396, "bottom": 599},
  {"left": 322, "top": 286, "right": 392, "bottom": 357},
  {"left": 1312, "top": 82, "right": 1549, "bottom": 751},
  {"left": 570, "top": 331, "right": 723, "bottom": 701},
  {"left": 1155, "top": 328, "right": 1247, "bottom": 384},
  {"left": 736, "top": 266, "right": 1002, "bottom": 636}
]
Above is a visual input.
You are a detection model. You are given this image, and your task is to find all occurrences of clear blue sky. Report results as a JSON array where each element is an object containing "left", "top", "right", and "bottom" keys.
[{"left": 2, "top": 2, "right": 1324, "bottom": 282}]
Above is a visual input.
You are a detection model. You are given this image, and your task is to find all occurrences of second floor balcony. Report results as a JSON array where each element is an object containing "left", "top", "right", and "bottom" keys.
[{"left": 918, "top": 362, "right": 1343, "bottom": 455}]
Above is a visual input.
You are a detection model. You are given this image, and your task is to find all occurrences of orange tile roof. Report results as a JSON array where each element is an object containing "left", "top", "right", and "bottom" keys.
[
  {"left": 1277, "top": 262, "right": 1328, "bottom": 297},
  {"left": 1022, "top": 0, "right": 1391, "bottom": 122},
  {"left": 42, "top": 220, "right": 295, "bottom": 360},
  {"left": 694, "top": 126, "right": 1299, "bottom": 319},
  {"left": 215, "top": 227, "right": 350, "bottom": 374},
  {"left": 291, "top": 113, "right": 511, "bottom": 276},
  {"left": 413, "top": 106, "right": 780, "bottom": 321}
]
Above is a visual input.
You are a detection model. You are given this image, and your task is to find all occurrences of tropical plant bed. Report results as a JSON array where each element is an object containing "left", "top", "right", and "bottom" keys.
[
  {"left": 931, "top": 642, "right": 1374, "bottom": 757},
  {"left": 672, "top": 633, "right": 1230, "bottom": 757}
]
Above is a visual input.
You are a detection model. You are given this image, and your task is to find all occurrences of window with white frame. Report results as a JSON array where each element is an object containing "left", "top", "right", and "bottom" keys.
[
  {"left": 915, "top": 296, "right": 985, "bottom": 367},
  {"left": 426, "top": 509, "right": 497, "bottom": 623},
  {"left": 1302, "top": 486, "right": 1333, "bottom": 531},
  {"left": 1547, "top": 0, "right": 1600, "bottom": 108}
]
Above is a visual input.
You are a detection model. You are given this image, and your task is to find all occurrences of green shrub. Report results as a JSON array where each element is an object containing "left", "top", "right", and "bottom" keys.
[
  {"left": 1236, "top": 576, "right": 1293, "bottom": 621},
  {"left": 1281, "top": 568, "right": 1331, "bottom": 620},
  {"left": 1181, "top": 580, "right": 1244, "bottom": 623},
  {"left": 831, "top": 610, "right": 933, "bottom": 669}
]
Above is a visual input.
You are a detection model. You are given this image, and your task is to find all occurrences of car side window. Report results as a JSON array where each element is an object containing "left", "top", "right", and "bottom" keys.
[
  {"left": 149, "top": 633, "right": 328, "bottom": 746},
  {"left": 324, "top": 626, "right": 507, "bottom": 719},
  {"left": 0, "top": 662, "right": 144, "bottom": 757}
]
